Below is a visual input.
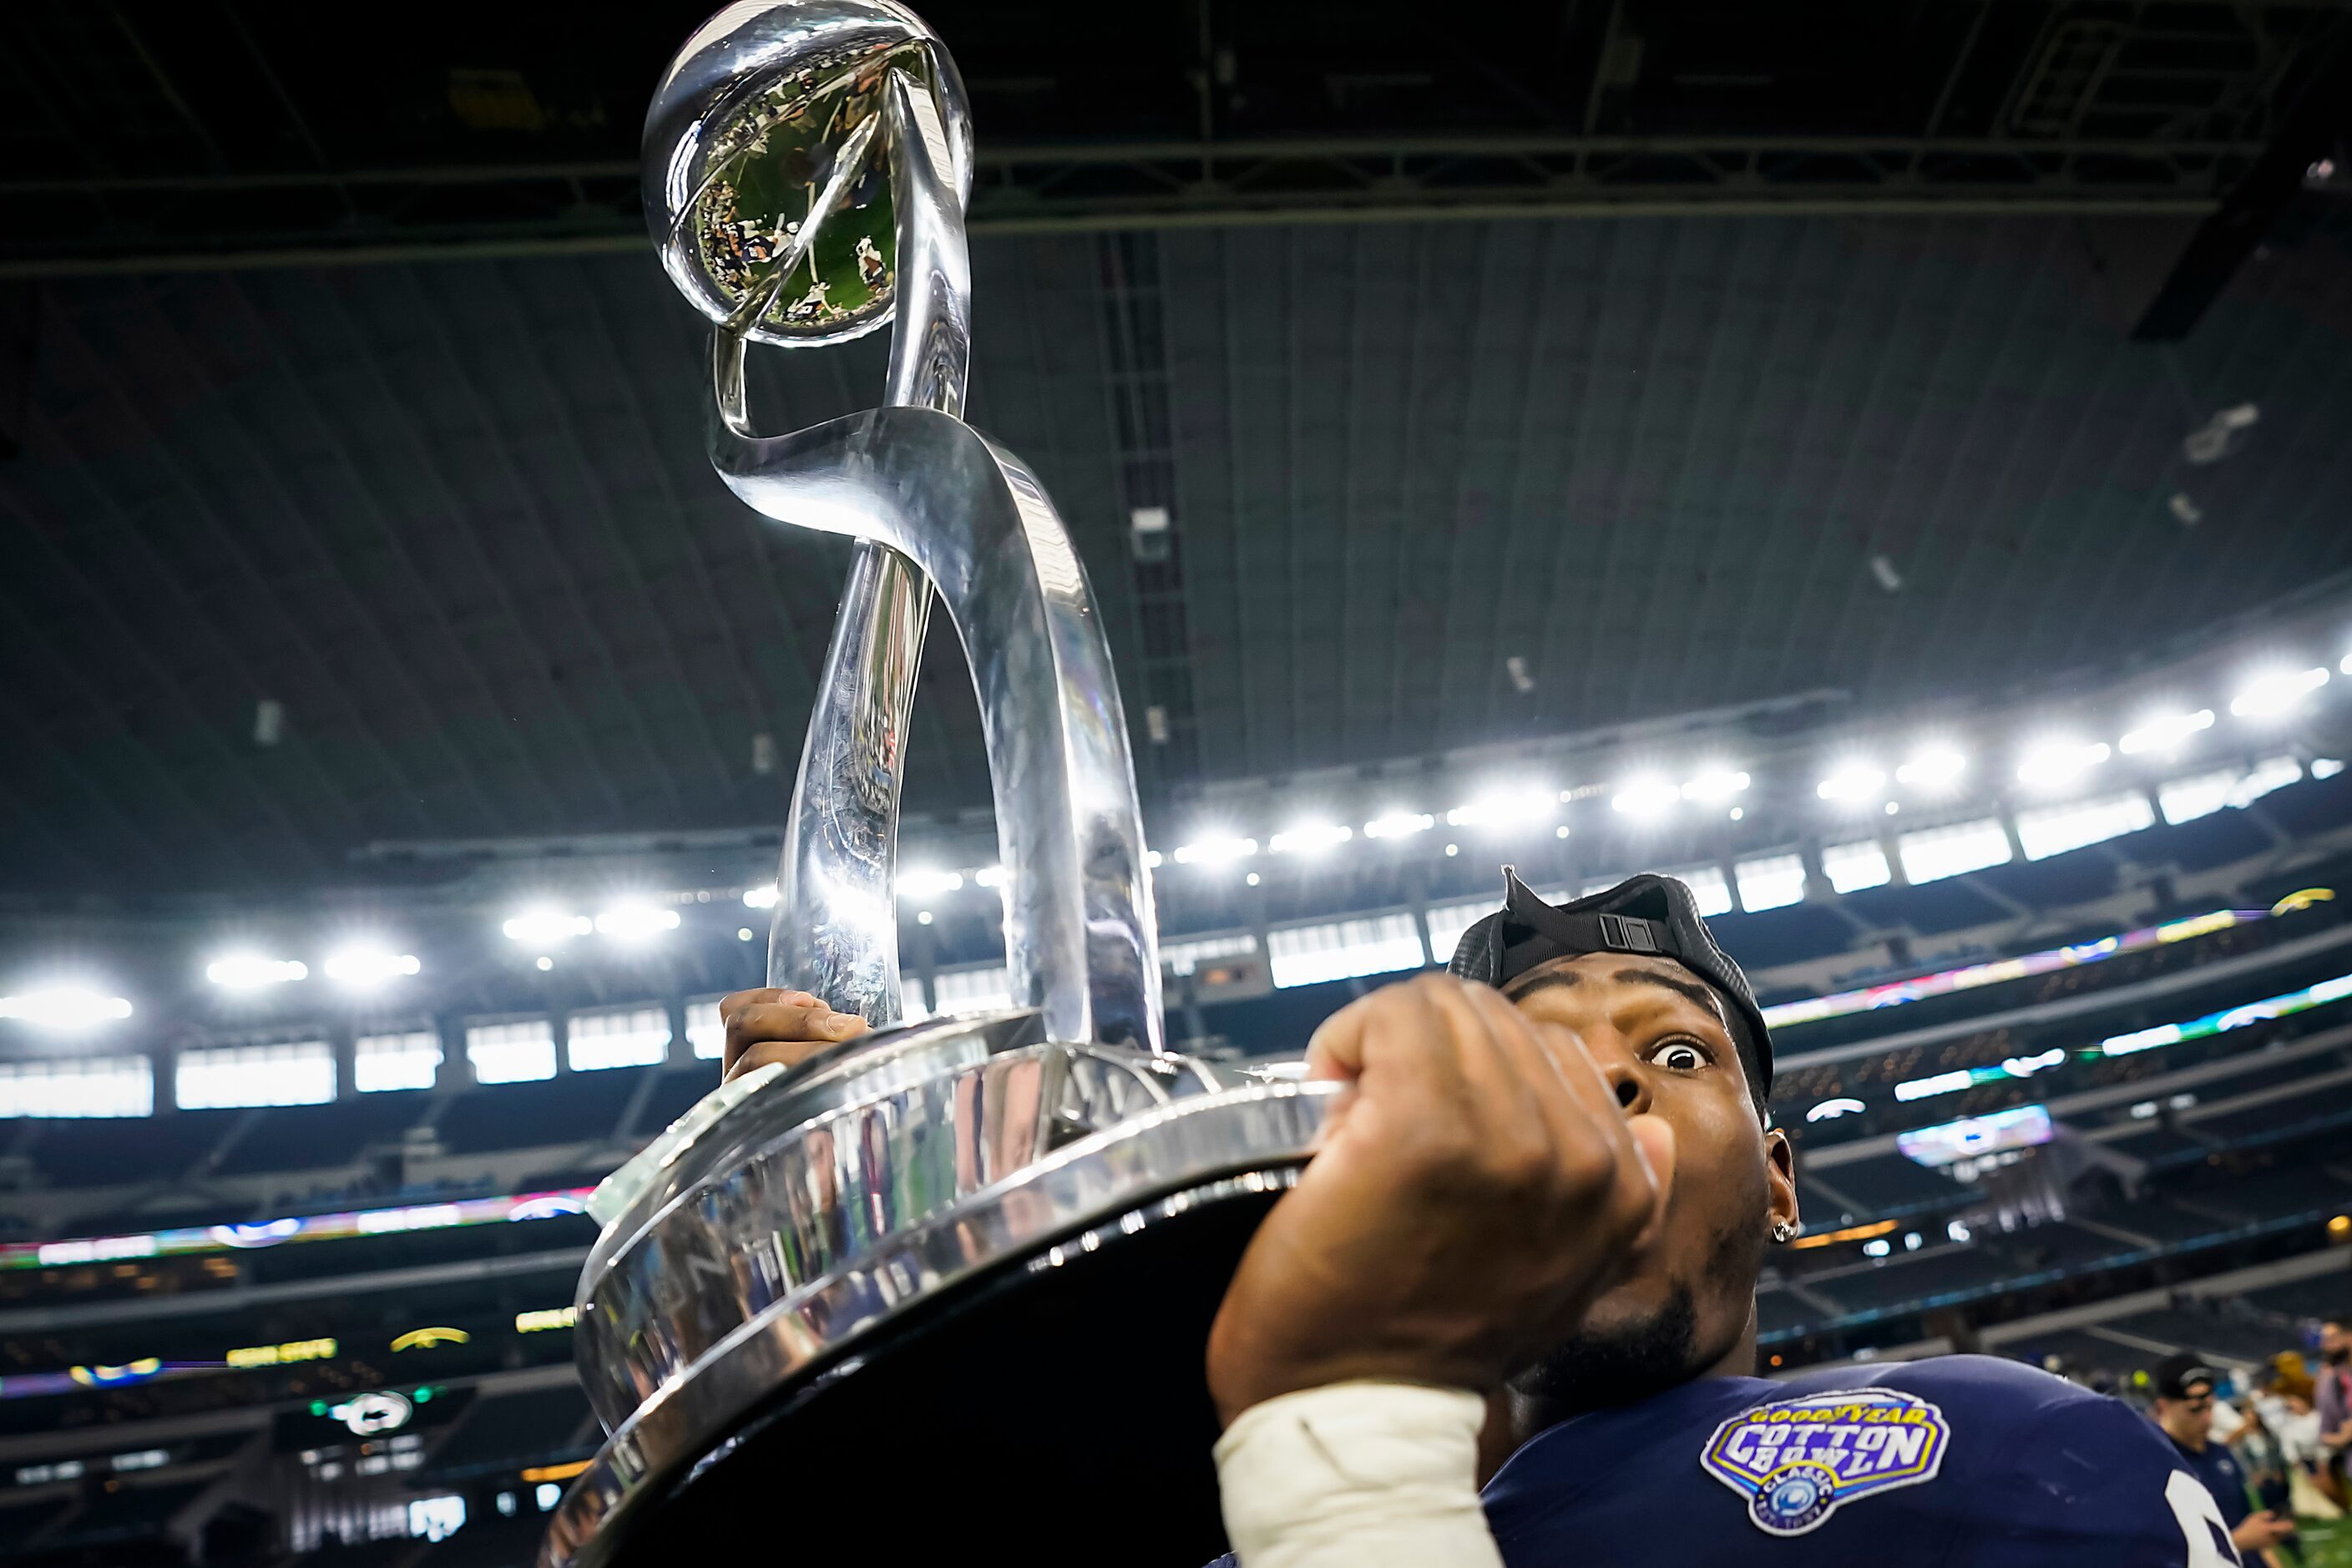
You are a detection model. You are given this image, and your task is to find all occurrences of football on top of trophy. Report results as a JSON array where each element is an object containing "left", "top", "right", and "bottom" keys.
[{"left": 644, "top": 0, "right": 974, "bottom": 349}]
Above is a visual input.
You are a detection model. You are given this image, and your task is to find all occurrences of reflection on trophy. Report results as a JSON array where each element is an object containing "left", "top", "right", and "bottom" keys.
[{"left": 544, "top": 5, "right": 1336, "bottom": 1563}]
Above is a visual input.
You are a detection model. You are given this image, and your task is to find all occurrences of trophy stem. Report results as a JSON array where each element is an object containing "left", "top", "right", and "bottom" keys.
[{"left": 748, "top": 65, "right": 973, "bottom": 1024}]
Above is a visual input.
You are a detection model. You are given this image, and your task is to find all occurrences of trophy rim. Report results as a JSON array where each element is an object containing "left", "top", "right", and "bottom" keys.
[
  {"left": 574, "top": 1008, "right": 1049, "bottom": 1323},
  {"left": 641, "top": 0, "right": 975, "bottom": 349},
  {"left": 539, "top": 1076, "right": 1339, "bottom": 1568},
  {"left": 570, "top": 1020, "right": 1233, "bottom": 1429}
]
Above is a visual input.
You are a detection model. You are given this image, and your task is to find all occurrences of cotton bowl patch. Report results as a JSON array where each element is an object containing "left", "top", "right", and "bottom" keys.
[{"left": 1699, "top": 1388, "right": 1950, "bottom": 1537}]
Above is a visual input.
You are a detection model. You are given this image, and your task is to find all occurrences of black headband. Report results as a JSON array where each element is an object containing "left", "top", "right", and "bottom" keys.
[{"left": 1448, "top": 868, "right": 1774, "bottom": 1102}]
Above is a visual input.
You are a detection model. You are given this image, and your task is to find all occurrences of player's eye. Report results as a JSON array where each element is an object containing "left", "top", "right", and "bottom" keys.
[{"left": 1645, "top": 1038, "right": 1709, "bottom": 1073}]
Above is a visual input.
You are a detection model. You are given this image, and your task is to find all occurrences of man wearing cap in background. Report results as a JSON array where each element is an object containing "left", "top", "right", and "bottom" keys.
[
  {"left": 724, "top": 872, "right": 2263, "bottom": 1565},
  {"left": 2152, "top": 1351, "right": 2298, "bottom": 1562}
]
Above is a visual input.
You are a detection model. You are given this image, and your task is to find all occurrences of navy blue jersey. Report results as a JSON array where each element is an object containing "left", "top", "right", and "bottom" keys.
[
  {"left": 2167, "top": 1434, "right": 2250, "bottom": 1530},
  {"left": 1211, "top": 1357, "right": 2240, "bottom": 1565}
]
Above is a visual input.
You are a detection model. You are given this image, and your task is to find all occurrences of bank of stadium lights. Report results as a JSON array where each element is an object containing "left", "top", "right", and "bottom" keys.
[
  {"left": 1680, "top": 768, "right": 1750, "bottom": 805},
  {"left": 1446, "top": 787, "right": 1558, "bottom": 833},
  {"left": 593, "top": 904, "right": 682, "bottom": 941},
  {"left": 502, "top": 910, "right": 590, "bottom": 946},
  {"left": 1172, "top": 834, "right": 1257, "bottom": 868},
  {"left": 1610, "top": 776, "right": 1681, "bottom": 821},
  {"left": 1363, "top": 811, "right": 1434, "bottom": 840},
  {"left": 0, "top": 986, "right": 133, "bottom": 1032},
  {"left": 1894, "top": 745, "right": 1967, "bottom": 792},
  {"left": 896, "top": 869, "right": 965, "bottom": 899},
  {"left": 2229, "top": 665, "right": 2329, "bottom": 721},
  {"left": 321, "top": 947, "right": 422, "bottom": 989},
  {"left": 1816, "top": 764, "right": 1887, "bottom": 804},
  {"left": 741, "top": 884, "right": 778, "bottom": 909},
  {"left": 1269, "top": 822, "right": 1353, "bottom": 855},
  {"left": 2118, "top": 709, "right": 2215, "bottom": 756},
  {"left": 205, "top": 953, "right": 308, "bottom": 990},
  {"left": 2015, "top": 739, "right": 2110, "bottom": 791}
]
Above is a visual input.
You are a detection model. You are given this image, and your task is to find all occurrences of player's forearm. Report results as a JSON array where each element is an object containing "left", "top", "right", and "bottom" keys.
[{"left": 1214, "top": 1382, "right": 1504, "bottom": 1568}]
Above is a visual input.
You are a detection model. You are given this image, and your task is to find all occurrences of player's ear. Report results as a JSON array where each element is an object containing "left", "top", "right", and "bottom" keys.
[{"left": 1763, "top": 1128, "right": 1800, "bottom": 1243}]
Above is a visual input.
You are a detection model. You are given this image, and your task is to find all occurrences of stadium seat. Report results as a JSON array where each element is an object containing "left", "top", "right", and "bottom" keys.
[
  {"left": 28, "top": 1113, "right": 240, "bottom": 1188},
  {"left": 1802, "top": 1244, "right": 2013, "bottom": 1315},
  {"left": 2254, "top": 771, "right": 2352, "bottom": 838},
  {"left": 1971, "top": 848, "right": 2120, "bottom": 913},
  {"left": 43, "top": 1479, "right": 210, "bottom": 1545},
  {"left": 1804, "top": 1153, "right": 1969, "bottom": 1216},
  {"left": 427, "top": 1383, "right": 597, "bottom": 1478},
  {"left": 436, "top": 1075, "right": 641, "bottom": 1156},
  {"left": 2104, "top": 1307, "right": 2294, "bottom": 1366},
  {"left": 2242, "top": 1270, "right": 2352, "bottom": 1321},
  {"left": 410, "top": 1507, "right": 552, "bottom": 1568},
  {"left": 630, "top": 1069, "right": 718, "bottom": 1137},
  {"left": 1709, "top": 903, "right": 1857, "bottom": 972},
  {"left": 2162, "top": 810, "right": 2276, "bottom": 874},
  {"left": 215, "top": 1095, "right": 435, "bottom": 1176},
  {"left": 1999, "top": 1330, "right": 2144, "bottom": 1383},
  {"left": 1754, "top": 1290, "right": 1814, "bottom": 1337}
]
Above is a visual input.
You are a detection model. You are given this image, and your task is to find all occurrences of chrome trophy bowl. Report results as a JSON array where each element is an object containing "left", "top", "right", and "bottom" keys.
[{"left": 543, "top": 7, "right": 1335, "bottom": 1565}]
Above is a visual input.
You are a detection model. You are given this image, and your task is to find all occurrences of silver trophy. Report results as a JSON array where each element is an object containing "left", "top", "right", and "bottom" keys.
[{"left": 542, "top": 6, "right": 1337, "bottom": 1564}]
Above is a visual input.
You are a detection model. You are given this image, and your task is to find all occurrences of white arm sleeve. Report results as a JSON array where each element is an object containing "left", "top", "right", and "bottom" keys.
[{"left": 1213, "top": 1381, "right": 1506, "bottom": 1568}]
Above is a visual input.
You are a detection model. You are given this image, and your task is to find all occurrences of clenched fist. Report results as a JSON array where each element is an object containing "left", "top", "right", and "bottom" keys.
[
  {"left": 1206, "top": 974, "right": 1674, "bottom": 1426},
  {"left": 717, "top": 988, "right": 871, "bottom": 1082}
]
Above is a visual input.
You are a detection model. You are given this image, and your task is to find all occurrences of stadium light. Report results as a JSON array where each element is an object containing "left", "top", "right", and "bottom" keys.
[
  {"left": 322, "top": 948, "right": 421, "bottom": 989},
  {"left": 593, "top": 904, "right": 681, "bottom": 940},
  {"left": 741, "top": 884, "right": 778, "bottom": 908},
  {"left": 1895, "top": 745, "right": 1968, "bottom": 791},
  {"left": 205, "top": 953, "right": 308, "bottom": 990},
  {"left": 2016, "top": 740, "right": 2109, "bottom": 790},
  {"left": 897, "top": 869, "right": 965, "bottom": 899},
  {"left": 1815, "top": 764, "right": 1887, "bottom": 803},
  {"left": 2229, "top": 665, "right": 2328, "bottom": 720},
  {"left": 1610, "top": 776, "right": 1680, "bottom": 821},
  {"left": 1363, "top": 811, "right": 1434, "bottom": 840},
  {"left": 1680, "top": 767, "right": 1750, "bottom": 803},
  {"left": 973, "top": 866, "right": 1007, "bottom": 888},
  {"left": 1894, "top": 1069, "right": 1975, "bottom": 1101},
  {"left": 2117, "top": 709, "right": 2214, "bottom": 756},
  {"left": 1172, "top": 834, "right": 1257, "bottom": 867},
  {"left": 1805, "top": 1097, "right": 1865, "bottom": 1122},
  {"left": 1269, "top": 822, "right": 1353, "bottom": 855},
  {"left": 502, "top": 910, "right": 590, "bottom": 945},
  {"left": 1446, "top": 787, "right": 1557, "bottom": 832},
  {"left": 0, "top": 987, "right": 134, "bottom": 1031}
]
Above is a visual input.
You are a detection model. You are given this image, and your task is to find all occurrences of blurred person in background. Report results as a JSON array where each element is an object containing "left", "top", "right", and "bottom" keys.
[
  {"left": 2251, "top": 1368, "right": 2335, "bottom": 1520},
  {"left": 2316, "top": 1322, "right": 2351, "bottom": 1507},
  {"left": 2151, "top": 1352, "right": 2297, "bottom": 1561}
]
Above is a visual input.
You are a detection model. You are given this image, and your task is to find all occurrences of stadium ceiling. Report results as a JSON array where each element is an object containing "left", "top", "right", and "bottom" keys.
[
  {"left": 3, "top": 1, "right": 2352, "bottom": 903},
  {"left": 3, "top": 1, "right": 2347, "bottom": 271}
]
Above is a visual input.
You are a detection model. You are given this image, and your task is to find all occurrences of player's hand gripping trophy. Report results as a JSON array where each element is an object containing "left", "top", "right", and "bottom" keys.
[{"left": 542, "top": 7, "right": 1338, "bottom": 1565}]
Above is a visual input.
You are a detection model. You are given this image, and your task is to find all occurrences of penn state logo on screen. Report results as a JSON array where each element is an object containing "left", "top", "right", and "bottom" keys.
[{"left": 1698, "top": 1388, "right": 1950, "bottom": 1537}]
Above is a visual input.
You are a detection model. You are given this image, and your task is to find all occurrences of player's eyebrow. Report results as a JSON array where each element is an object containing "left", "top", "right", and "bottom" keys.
[
  {"left": 1612, "top": 967, "right": 1721, "bottom": 1015},
  {"left": 1507, "top": 964, "right": 1721, "bottom": 1019}
]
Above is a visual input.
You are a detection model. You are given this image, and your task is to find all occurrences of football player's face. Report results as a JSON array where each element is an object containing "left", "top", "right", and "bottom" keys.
[{"left": 1504, "top": 953, "right": 1798, "bottom": 1375}]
